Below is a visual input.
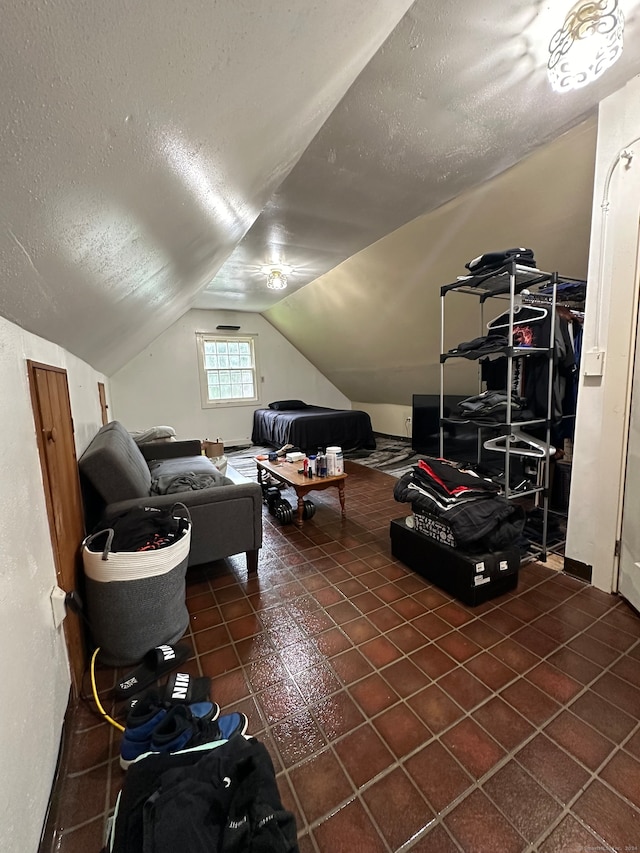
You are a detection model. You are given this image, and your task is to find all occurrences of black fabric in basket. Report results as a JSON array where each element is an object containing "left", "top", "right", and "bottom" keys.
[{"left": 92, "top": 504, "right": 189, "bottom": 553}]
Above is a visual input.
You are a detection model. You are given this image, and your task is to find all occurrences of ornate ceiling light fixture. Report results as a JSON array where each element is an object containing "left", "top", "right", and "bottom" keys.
[
  {"left": 262, "top": 263, "right": 293, "bottom": 290},
  {"left": 547, "top": 0, "right": 624, "bottom": 93}
]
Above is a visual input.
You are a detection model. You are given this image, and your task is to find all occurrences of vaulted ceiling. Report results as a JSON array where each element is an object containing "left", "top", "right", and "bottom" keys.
[{"left": 2, "top": 1, "right": 640, "bottom": 381}]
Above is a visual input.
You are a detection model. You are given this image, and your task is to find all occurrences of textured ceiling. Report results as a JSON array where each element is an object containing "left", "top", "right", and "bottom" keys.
[
  {"left": 196, "top": 0, "right": 640, "bottom": 312},
  {"left": 0, "top": 0, "right": 413, "bottom": 374},
  {"left": 2, "top": 1, "right": 640, "bottom": 376}
]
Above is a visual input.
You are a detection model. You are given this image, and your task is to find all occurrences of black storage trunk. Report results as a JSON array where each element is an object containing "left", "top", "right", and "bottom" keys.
[{"left": 390, "top": 517, "right": 519, "bottom": 606}]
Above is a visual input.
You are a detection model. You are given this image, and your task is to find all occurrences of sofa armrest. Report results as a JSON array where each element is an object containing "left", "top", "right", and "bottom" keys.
[{"left": 140, "top": 440, "right": 203, "bottom": 461}]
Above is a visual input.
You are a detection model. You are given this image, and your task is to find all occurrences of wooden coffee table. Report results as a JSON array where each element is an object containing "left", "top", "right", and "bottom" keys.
[{"left": 255, "top": 457, "right": 347, "bottom": 527}]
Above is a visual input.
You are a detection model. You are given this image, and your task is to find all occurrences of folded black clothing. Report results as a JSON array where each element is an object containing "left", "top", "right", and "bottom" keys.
[
  {"left": 471, "top": 259, "right": 537, "bottom": 276},
  {"left": 458, "top": 392, "right": 509, "bottom": 415},
  {"left": 414, "top": 457, "right": 500, "bottom": 495},
  {"left": 454, "top": 335, "right": 508, "bottom": 352},
  {"left": 540, "top": 280, "right": 587, "bottom": 300},
  {"left": 465, "top": 248, "right": 536, "bottom": 274},
  {"left": 457, "top": 390, "right": 527, "bottom": 416},
  {"left": 452, "top": 408, "right": 536, "bottom": 426},
  {"left": 447, "top": 335, "right": 509, "bottom": 359},
  {"left": 404, "top": 474, "right": 496, "bottom": 506},
  {"left": 457, "top": 390, "right": 507, "bottom": 412},
  {"left": 397, "top": 480, "right": 499, "bottom": 515},
  {"left": 394, "top": 471, "right": 525, "bottom": 550}
]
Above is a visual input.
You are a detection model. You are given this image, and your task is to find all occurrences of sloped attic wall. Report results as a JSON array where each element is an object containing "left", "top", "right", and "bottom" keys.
[
  {"left": 0, "top": 0, "right": 413, "bottom": 378},
  {"left": 263, "top": 118, "right": 597, "bottom": 406}
]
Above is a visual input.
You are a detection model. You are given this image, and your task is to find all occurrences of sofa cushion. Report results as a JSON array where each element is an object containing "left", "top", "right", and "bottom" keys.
[
  {"left": 79, "top": 421, "right": 152, "bottom": 503},
  {"left": 148, "top": 456, "right": 231, "bottom": 495}
]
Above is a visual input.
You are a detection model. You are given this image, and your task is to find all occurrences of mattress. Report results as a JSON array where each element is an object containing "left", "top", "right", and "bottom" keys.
[{"left": 251, "top": 406, "right": 376, "bottom": 453}]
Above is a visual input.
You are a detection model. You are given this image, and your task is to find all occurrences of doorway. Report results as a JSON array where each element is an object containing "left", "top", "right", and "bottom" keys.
[
  {"left": 27, "top": 361, "right": 87, "bottom": 694},
  {"left": 98, "top": 381, "right": 109, "bottom": 426}
]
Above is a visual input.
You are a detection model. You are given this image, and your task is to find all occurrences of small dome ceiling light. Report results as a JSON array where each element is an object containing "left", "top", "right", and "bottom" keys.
[
  {"left": 548, "top": 0, "right": 624, "bottom": 93},
  {"left": 262, "top": 263, "right": 293, "bottom": 290}
]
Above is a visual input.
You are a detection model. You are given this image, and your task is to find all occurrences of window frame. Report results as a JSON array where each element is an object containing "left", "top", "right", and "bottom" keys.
[{"left": 195, "top": 331, "right": 261, "bottom": 409}]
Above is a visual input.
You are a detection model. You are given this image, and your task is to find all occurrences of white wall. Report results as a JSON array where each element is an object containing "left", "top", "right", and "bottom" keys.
[
  {"left": 110, "top": 309, "right": 351, "bottom": 444},
  {"left": 354, "top": 401, "right": 413, "bottom": 439},
  {"left": 0, "top": 315, "right": 106, "bottom": 853},
  {"left": 566, "top": 74, "right": 640, "bottom": 592}
]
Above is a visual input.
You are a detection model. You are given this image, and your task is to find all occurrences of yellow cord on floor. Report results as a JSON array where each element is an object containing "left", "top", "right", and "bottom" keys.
[{"left": 90, "top": 647, "right": 125, "bottom": 732}]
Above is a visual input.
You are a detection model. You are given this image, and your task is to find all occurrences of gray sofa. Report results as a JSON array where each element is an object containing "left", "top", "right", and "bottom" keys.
[{"left": 78, "top": 421, "right": 262, "bottom": 572}]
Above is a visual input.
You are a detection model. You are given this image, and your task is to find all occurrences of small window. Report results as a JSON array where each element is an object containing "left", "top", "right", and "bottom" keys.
[{"left": 196, "top": 332, "right": 259, "bottom": 408}]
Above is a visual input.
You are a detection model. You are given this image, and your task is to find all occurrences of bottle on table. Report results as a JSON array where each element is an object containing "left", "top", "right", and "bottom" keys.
[{"left": 326, "top": 446, "right": 343, "bottom": 476}]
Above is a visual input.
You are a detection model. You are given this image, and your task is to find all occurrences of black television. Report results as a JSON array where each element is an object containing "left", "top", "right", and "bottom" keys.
[{"left": 411, "top": 394, "right": 466, "bottom": 455}]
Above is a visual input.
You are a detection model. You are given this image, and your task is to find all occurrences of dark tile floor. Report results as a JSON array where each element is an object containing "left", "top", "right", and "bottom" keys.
[{"left": 41, "top": 462, "right": 640, "bottom": 852}]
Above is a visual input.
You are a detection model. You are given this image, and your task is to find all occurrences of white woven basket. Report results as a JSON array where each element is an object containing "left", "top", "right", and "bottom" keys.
[{"left": 82, "top": 525, "right": 191, "bottom": 582}]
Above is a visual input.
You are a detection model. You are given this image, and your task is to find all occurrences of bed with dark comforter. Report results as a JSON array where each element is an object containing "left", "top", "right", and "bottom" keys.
[{"left": 252, "top": 401, "right": 376, "bottom": 452}]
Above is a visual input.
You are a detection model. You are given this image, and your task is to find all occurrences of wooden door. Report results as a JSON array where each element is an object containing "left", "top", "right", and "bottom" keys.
[
  {"left": 98, "top": 381, "right": 109, "bottom": 425},
  {"left": 28, "top": 361, "right": 87, "bottom": 694}
]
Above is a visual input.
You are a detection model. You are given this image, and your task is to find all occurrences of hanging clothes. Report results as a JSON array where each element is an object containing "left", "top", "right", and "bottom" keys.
[{"left": 480, "top": 311, "right": 577, "bottom": 426}]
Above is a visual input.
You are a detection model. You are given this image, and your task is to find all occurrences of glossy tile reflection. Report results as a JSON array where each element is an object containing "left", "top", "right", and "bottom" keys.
[{"left": 42, "top": 462, "right": 640, "bottom": 852}]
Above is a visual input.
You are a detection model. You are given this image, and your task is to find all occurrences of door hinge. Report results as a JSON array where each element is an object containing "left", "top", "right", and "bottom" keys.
[{"left": 614, "top": 539, "right": 621, "bottom": 557}]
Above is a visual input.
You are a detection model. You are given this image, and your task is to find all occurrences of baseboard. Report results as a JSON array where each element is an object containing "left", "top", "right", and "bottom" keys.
[
  {"left": 38, "top": 688, "right": 73, "bottom": 853},
  {"left": 373, "top": 432, "right": 411, "bottom": 444},
  {"left": 563, "top": 556, "right": 593, "bottom": 583},
  {"left": 224, "top": 440, "right": 252, "bottom": 451}
]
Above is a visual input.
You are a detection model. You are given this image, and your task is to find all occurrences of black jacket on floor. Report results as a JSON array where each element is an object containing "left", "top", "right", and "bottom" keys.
[{"left": 106, "top": 735, "right": 299, "bottom": 853}]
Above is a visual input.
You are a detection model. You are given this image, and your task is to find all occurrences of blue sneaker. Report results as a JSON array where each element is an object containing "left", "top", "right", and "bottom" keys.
[
  {"left": 119, "top": 691, "right": 219, "bottom": 769},
  {"left": 217, "top": 711, "right": 249, "bottom": 740},
  {"left": 149, "top": 706, "right": 249, "bottom": 755}
]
